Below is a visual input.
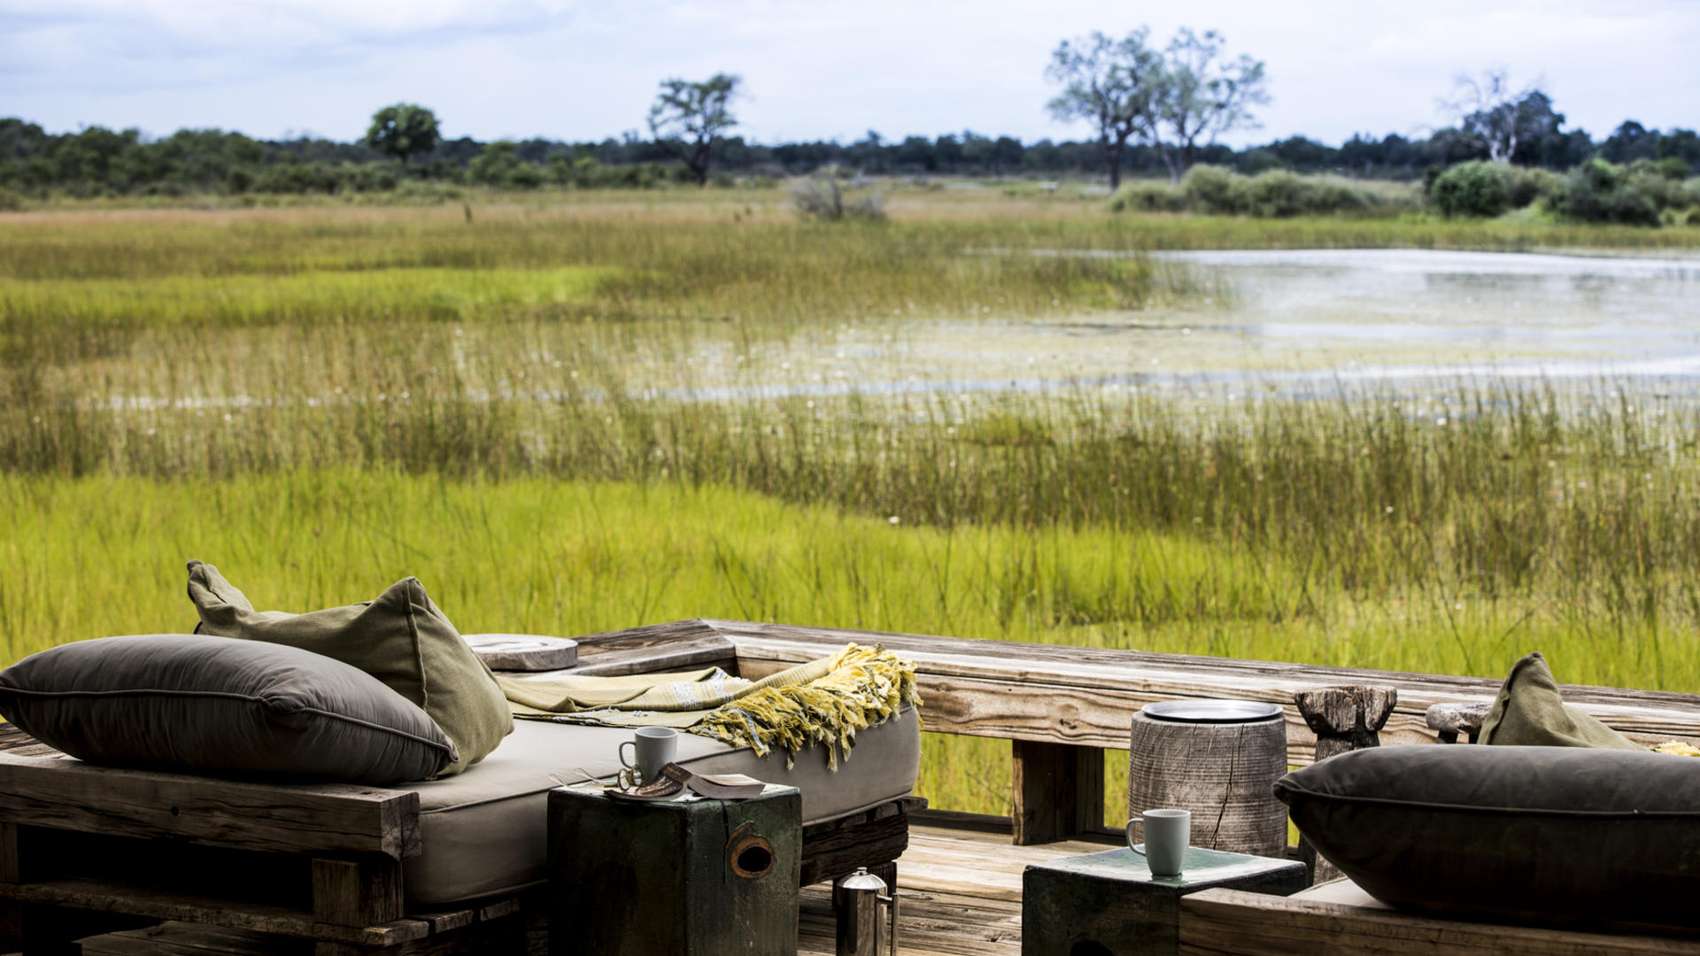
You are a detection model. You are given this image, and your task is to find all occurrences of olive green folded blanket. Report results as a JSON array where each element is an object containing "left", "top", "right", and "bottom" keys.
[{"left": 497, "top": 643, "right": 919, "bottom": 766}]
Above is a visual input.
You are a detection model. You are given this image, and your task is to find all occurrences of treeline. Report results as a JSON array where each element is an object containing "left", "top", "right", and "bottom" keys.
[{"left": 2, "top": 114, "right": 1698, "bottom": 200}]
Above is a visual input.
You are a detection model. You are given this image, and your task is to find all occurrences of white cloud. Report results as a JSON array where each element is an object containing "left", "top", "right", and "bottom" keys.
[{"left": 2, "top": 0, "right": 1695, "bottom": 144}]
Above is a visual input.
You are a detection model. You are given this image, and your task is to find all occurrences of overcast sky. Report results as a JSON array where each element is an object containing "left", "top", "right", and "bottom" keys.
[{"left": 3, "top": 0, "right": 1696, "bottom": 146}]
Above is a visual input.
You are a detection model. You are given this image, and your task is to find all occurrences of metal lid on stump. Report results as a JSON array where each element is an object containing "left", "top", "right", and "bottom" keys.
[{"left": 1141, "top": 699, "right": 1282, "bottom": 723}]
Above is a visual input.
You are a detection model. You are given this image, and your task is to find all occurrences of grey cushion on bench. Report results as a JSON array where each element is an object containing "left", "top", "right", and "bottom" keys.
[
  {"left": 402, "top": 707, "right": 921, "bottom": 905},
  {"left": 187, "top": 561, "right": 512, "bottom": 776},
  {"left": 1276, "top": 744, "right": 1700, "bottom": 931},
  {"left": 0, "top": 635, "right": 455, "bottom": 784}
]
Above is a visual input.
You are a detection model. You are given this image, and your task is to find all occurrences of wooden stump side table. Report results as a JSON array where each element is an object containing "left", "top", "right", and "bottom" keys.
[
  {"left": 548, "top": 784, "right": 802, "bottom": 956},
  {"left": 1021, "top": 846, "right": 1307, "bottom": 956},
  {"left": 1126, "top": 706, "right": 1288, "bottom": 857}
]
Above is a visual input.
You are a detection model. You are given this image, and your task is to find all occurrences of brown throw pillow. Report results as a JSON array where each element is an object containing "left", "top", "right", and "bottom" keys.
[
  {"left": 0, "top": 635, "right": 455, "bottom": 784},
  {"left": 187, "top": 561, "right": 512, "bottom": 775}
]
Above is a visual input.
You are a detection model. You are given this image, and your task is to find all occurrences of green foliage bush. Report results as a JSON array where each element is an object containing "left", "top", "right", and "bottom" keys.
[
  {"left": 548, "top": 156, "right": 680, "bottom": 189},
  {"left": 1552, "top": 159, "right": 1661, "bottom": 226},
  {"left": 1429, "top": 161, "right": 1512, "bottom": 218},
  {"left": 0, "top": 187, "right": 22, "bottom": 212},
  {"left": 1108, "top": 180, "right": 1186, "bottom": 212},
  {"left": 1133, "top": 165, "right": 1404, "bottom": 217},
  {"left": 1507, "top": 167, "right": 1564, "bottom": 209},
  {"left": 1180, "top": 165, "right": 1244, "bottom": 213}
]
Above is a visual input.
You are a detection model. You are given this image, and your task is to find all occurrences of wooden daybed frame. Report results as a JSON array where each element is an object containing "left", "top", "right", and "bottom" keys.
[{"left": 4, "top": 618, "right": 1700, "bottom": 954}]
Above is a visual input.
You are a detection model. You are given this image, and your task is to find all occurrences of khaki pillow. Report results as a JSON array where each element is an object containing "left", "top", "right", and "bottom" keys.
[
  {"left": 187, "top": 561, "right": 511, "bottom": 775},
  {"left": 1479, "top": 651, "right": 1640, "bottom": 749}
]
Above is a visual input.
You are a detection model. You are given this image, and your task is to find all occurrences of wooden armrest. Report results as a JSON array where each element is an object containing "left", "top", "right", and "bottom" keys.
[{"left": 0, "top": 752, "right": 419, "bottom": 860}]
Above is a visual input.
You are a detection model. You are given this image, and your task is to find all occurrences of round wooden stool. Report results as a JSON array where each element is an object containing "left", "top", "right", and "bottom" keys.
[
  {"left": 463, "top": 633, "right": 579, "bottom": 671},
  {"left": 1126, "top": 700, "right": 1288, "bottom": 857}
]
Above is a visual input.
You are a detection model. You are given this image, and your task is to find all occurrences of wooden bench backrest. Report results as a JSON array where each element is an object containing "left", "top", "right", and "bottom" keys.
[{"left": 637, "top": 619, "right": 1700, "bottom": 763}]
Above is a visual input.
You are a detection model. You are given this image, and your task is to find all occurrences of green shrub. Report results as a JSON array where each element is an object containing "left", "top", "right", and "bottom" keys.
[
  {"left": 1429, "top": 162, "right": 1513, "bottom": 218},
  {"left": 0, "top": 187, "right": 22, "bottom": 212},
  {"left": 1159, "top": 166, "right": 1404, "bottom": 218},
  {"left": 1507, "top": 167, "right": 1563, "bottom": 209},
  {"left": 1552, "top": 159, "right": 1661, "bottom": 226},
  {"left": 1109, "top": 180, "right": 1186, "bottom": 213},
  {"left": 1240, "top": 170, "right": 1311, "bottom": 217},
  {"left": 1179, "top": 165, "right": 1245, "bottom": 214}
]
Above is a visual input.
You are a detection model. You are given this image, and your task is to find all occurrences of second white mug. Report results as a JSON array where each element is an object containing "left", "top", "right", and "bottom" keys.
[{"left": 1126, "top": 807, "right": 1190, "bottom": 877}]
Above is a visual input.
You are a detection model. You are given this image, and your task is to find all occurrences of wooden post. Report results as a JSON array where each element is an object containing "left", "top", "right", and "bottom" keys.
[
  {"left": 1292, "top": 685, "right": 1396, "bottom": 884},
  {"left": 1011, "top": 740, "right": 1104, "bottom": 846},
  {"left": 311, "top": 857, "right": 404, "bottom": 926}
]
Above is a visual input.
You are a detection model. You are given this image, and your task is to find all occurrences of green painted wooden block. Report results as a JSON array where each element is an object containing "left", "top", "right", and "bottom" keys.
[
  {"left": 1021, "top": 845, "right": 1307, "bottom": 956},
  {"left": 549, "top": 784, "right": 802, "bottom": 956}
]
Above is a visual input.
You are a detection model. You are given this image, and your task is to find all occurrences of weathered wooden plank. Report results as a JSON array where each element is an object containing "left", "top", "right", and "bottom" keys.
[
  {"left": 0, "top": 753, "right": 420, "bottom": 860},
  {"left": 81, "top": 923, "right": 300, "bottom": 955},
  {"left": 1177, "top": 888, "right": 1700, "bottom": 955},
  {"left": 720, "top": 623, "right": 1700, "bottom": 758},
  {"left": 799, "top": 799, "right": 912, "bottom": 887},
  {"left": 798, "top": 885, "right": 1020, "bottom": 956},
  {"left": 463, "top": 634, "right": 579, "bottom": 672},
  {"left": 311, "top": 858, "right": 403, "bottom": 927},
  {"left": 568, "top": 619, "right": 725, "bottom": 658},
  {"left": 0, "top": 879, "right": 430, "bottom": 946},
  {"left": 1010, "top": 741, "right": 1103, "bottom": 846},
  {"left": 557, "top": 634, "right": 736, "bottom": 678}
]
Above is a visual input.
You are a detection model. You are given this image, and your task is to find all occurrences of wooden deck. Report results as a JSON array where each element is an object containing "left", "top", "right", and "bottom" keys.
[{"left": 70, "top": 819, "right": 1078, "bottom": 955}]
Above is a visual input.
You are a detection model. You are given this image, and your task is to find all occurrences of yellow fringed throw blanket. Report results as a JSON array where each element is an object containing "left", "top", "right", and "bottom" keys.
[{"left": 496, "top": 644, "right": 919, "bottom": 768}]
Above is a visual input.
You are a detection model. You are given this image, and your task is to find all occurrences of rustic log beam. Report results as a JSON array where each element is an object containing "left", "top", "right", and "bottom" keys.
[
  {"left": 0, "top": 754, "right": 420, "bottom": 860},
  {"left": 1292, "top": 685, "right": 1396, "bottom": 884},
  {"left": 1426, "top": 701, "right": 1490, "bottom": 744},
  {"left": 1011, "top": 740, "right": 1104, "bottom": 846}
]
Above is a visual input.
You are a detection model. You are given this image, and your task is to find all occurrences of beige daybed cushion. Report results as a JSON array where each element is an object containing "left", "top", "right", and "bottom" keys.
[{"left": 403, "top": 708, "right": 920, "bottom": 905}]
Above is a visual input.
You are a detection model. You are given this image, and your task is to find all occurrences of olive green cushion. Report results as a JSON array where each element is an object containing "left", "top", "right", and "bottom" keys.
[
  {"left": 1479, "top": 651, "right": 1640, "bottom": 749},
  {"left": 187, "top": 561, "right": 511, "bottom": 775},
  {"left": 0, "top": 635, "right": 454, "bottom": 783},
  {"left": 1277, "top": 745, "right": 1700, "bottom": 930}
]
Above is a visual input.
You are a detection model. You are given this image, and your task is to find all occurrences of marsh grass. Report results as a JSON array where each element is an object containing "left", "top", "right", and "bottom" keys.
[{"left": 7, "top": 197, "right": 1700, "bottom": 817}]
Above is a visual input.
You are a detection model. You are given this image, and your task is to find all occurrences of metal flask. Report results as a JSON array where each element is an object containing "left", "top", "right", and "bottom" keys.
[{"left": 835, "top": 866, "right": 897, "bottom": 956}]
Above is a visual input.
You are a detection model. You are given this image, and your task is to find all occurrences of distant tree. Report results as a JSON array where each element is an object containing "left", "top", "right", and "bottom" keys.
[
  {"left": 1600, "top": 120, "right": 1657, "bottom": 164},
  {"left": 1148, "top": 29, "right": 1269, "bottom": 182},
  {"left": 647, "top": 73, "right": 740, "bottom": 186},
  {"left": 365, "top": 104, "right": 441, "bottom": 164},
  {"left": 1045, "top": 29, "right": 1163, "bottom": 189},
  {"left": 1442, "top": 70, "right": 1540, "bottom": 164}
]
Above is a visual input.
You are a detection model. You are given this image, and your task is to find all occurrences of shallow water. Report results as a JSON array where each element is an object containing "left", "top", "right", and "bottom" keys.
[{"left": 714, "top": 248, "right": 1700, "bottom": 401}]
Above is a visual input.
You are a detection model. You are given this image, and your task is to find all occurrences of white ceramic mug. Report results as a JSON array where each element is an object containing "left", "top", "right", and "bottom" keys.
[
  {"left": 1127, "top": 807, "right": 1190, "bottom": 878},
  {"left": 619, "top": 727, "right": 678, "bottom": 784}
]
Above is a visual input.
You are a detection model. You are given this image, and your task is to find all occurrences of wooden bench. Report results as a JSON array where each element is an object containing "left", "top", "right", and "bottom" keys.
[{"left": 1179, "top": 879, "right": 1700, "bottom": 954}]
